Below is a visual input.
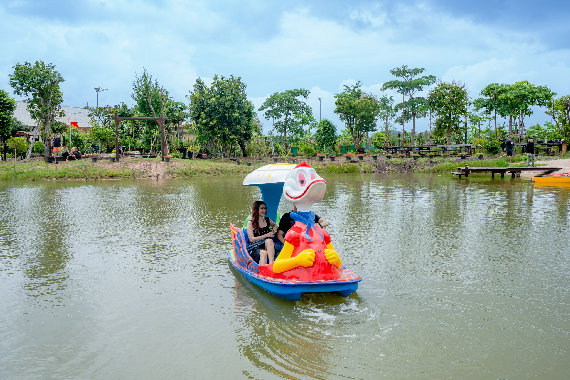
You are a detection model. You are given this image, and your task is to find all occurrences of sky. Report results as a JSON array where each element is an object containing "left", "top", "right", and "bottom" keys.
[{"left": 1, "top": 0, "right": 569, "bottom": 134}]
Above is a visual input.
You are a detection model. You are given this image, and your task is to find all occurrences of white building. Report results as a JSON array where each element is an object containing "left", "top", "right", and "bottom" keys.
[{"left": 13, "top": 101, "right": 92, "bottom": 137}]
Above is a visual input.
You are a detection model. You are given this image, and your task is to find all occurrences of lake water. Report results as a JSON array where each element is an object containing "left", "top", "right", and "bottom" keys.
[{"left": 1, "top": 174, "right": 569, "bottom": 379}]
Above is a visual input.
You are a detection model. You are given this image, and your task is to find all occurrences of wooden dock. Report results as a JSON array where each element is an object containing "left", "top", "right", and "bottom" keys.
[{"left": 452, "top": 166, "right": 562, "bottom": 179}]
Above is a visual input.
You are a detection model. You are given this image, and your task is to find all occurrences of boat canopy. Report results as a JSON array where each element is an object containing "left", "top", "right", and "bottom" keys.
[{"left": 243, "top": 163, "right": 296, "bottom": 222}]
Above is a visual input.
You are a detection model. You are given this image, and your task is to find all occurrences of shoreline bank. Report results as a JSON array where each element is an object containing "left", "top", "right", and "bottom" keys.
[{"left": 1, "top": 155, "right": 569, "bottom": 181}]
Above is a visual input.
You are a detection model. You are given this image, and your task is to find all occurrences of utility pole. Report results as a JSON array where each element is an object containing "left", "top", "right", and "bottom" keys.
[
  {"left": 318, "top": 98, "right": 322, "bottom": 122},
  {"left": 94, "top": 87, "right": 107, "bottom": 121}
]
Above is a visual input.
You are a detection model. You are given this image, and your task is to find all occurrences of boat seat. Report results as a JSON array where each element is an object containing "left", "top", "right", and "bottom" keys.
[{"left": 229, "top": 223, "right": 259, "bottom": 273}]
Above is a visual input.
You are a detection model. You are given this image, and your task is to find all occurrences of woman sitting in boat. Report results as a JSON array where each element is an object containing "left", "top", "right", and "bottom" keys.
[{"left": 246, "top": 201, "right": 277, "bottom": 265}]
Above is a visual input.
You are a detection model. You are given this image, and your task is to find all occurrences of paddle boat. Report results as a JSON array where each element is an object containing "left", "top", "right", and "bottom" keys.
[
  {"left": 533, "top": 171, "right": 570, "bottom": 187},
  {"left": 228, "top": 162, "right": 361, "bottom": 301}
]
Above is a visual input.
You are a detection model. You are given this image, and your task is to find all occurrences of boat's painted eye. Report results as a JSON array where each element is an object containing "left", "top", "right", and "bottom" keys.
[
  {"left": 298, "top": 172, "right": 306, "bottom": 186},
  {"left": 310, "top": 173, "right": 315, "bottom": 181}
]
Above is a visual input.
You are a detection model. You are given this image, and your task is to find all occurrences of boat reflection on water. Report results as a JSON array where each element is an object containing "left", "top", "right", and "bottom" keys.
[{"left": 229, "top": 270, "right": 369, "bottom": 379}]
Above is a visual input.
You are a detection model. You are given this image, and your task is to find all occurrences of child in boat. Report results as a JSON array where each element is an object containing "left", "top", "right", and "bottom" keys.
[{"left": 246, "top": 201, "right": 277, "bottom": 265}]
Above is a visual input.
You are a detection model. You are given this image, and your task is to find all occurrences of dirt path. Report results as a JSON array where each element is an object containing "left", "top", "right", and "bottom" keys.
[{"left": 96, "top": 157, "right": 171, "bottom": 178}]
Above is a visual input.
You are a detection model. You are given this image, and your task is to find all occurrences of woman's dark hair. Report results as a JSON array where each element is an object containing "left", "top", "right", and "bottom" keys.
[{"left": 251, "top": 201, "right": 266, "bottom": 233}]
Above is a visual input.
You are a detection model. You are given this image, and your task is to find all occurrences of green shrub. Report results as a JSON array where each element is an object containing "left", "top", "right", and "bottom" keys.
[
  {"left": 33, "top": 141, "right": 44, "bottom": 154},
  {"left": 272, "top": 143, "right": 285, "bottom": 157},
  {"left": 6, "top": 137, "right": 29, "bottom": 156},
  {"left": 301, "top": 144, "right": 317, "bottom": 157},
  {"left": 483, "top": 139, "right": 502, "bottom": 155},
  {"left": 322, "top": 163, "right": 361, "bottom": 173},
  {"left": 387, "top": 158, "right": 405, "bottom": 165}
]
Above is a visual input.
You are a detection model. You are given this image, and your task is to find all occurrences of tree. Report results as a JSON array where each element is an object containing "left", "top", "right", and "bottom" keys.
[
  {"left": 393, "top": 97, "right": 429, "bottom": 144},
  {"left": 6, "top": 136, "right": 29, "bottom": 157},
  {"left": 428, "top": 81, "right": 469, "bottom": 145},
  {"left": 0, "top": 89, "right": 17, "bottom": 161},
  {"left": 85, "top": 103, "right": 135, "bottom": 152},
  {"left": 189, "top": 75, "right": 255, "bottom": 157},
  {"left": 259, "top": 89, "right": 314, "bottom": 154},
  {"left": 371, "top": 131, "right": 386, "bottom": 148},
  {"left": 467, "top": 106, "right": 489, "bottom": 140},
  {"left": 165, "top": 100, "right": 188, "bottom": 146},
  {"left": 132, "top": 68, "right": 169, "bottom": 119},
  {"left": 89, "top": 124, "right": 115, "bottom": 153},
  {"left": 378, "top": 94, "right": 396, "bottom": 146},
  {"left": 132, "top": 69, "right": 170, "bottom": 155},
  {"left": 382, "top": 65, "right": 436, "bottom": 145},
  {"left": 314, "top": 119, "right": 337, "bottom": 154},
  {"left": 546, "top": 95, "right": 570, "bottom": 140},
  {"left": 355, "top": 95, "right": 381, "bottom": 150},
  {"left": 503, "top": 81, "right": 555, "bottom": 137},
  {"left": 334, "top": 82, "right": 381, "bottom": 149},
  {"left": 9, "top": 61, "right": 65, "bottom": 160},
  {"left": 475, "top": 82, "right": 553, "bottom": 139},
  {"left": 475, "top": 83, "right": 503, "bottom": 139}
]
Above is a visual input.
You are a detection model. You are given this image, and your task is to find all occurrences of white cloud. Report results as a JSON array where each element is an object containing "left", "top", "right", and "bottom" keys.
[{"left": 1, "top": 0, "right": 568, "bottom": 133}]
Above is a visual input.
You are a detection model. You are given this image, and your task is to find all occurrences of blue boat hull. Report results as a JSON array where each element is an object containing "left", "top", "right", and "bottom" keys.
[{"left": 227, "top": 250, "right": 360, "bottom": 301}]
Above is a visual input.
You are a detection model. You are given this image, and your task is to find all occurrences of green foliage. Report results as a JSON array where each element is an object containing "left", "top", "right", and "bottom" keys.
[
  {"left": 322, "top": 163, "right": 361, "bottom": 173},
  {"left": 545, "top": 95, "right": 570, "bottom": 140},
  {"left": 51, "top": 120, "right": 68, "bottom": 135},
  {"left": 67, "top": 128, "right": 91, "bottom": 153},
  {"left": 386, "top": 157, "right": 405, "bottom": 165},
  {"left": 32, "top": 140, "right": 44, "bottom": 154},
  {"left": 6, "top": 136, "right": 29, "bottom": 156},
  {"left": 301, "top": 143, "right": 317, "bottom": 157},
  {"left": 371, "top": 131, "right": 386, "bottom": 148},
  {"left": 130, "top": 69, "right": 172, "bottom": 154},
  {"left": 425, "top": 158, "right": 460, "bottom": 173},
  {"left": 472, "top": 138, "right": 486, "bottom": 152},
  {"left": 505, "top": 81, "right": 555, "bottom": 133},
  {"left": 428, "top": 81, "right": 469, "bottom": 144},
  {"left": 0, "top": 89, "right": 16, "bottom": 139},
  {"left": 259, "top": 88, "right": 314, "bottom": 152},
  {"left": 165, "top": 100, "right": 187, "bottom": 131},
  {"left": 314, "top": 119, "right": 337, "bottom": 154},
  {"left": 132, "top": 68, "right": 169, "bottom": 118},
  {"left": 476, "top": 81, "right": 555, "bottom": 137},
  {"left": 189, "top": 75, "right": 255, "bottom": 157},
  {"left": 382, "top": 65, "right": 436, "bottom": 144},
  {"left": 382, "top": 65, "right": 436, "bottom": 98},
  {"left": 378, "top": 93, "right": 396, "bottom": 140},
  {"left": 10, "top": 118, "right": 28, "bottom": 134},
  {"left": 272, "top": 142, "right": 286, "bottom": 157},
  {"left": 89, "top": 125, "right": 115, "bottom": 152},
  {"left": 334, "top": 81, "right": 381, "bottom": 148},
  {"left": 247, "top": 134, "right": 269, "bottom": 157},
  {"left": 9, "top": 61, "right": 65, "bottom": 157},
  {"left": 527, "top": 122, "right": 563, "bottom": 140},
  {"left": 483, "top": 139, "right": 502, "bottom": 155}
]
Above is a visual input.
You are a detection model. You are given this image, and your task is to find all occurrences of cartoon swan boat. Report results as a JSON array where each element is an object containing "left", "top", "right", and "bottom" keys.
[{"left": 228, "top": 162, "right": 361, "bottom": 301}]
